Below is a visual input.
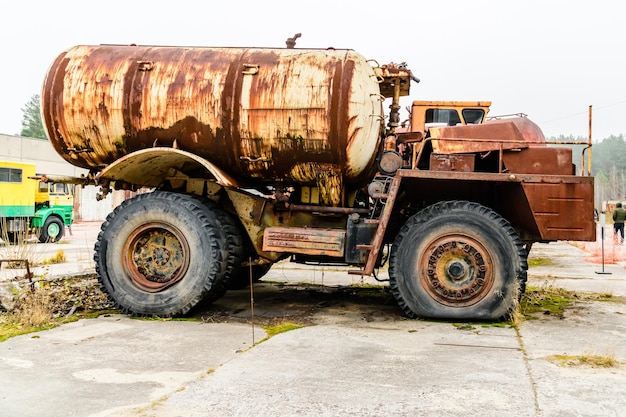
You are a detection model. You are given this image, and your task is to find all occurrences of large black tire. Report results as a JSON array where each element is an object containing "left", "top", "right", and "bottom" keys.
[
  {"left": 389, "top": 200, "right": 527, "bottom": 321},
  {"left": 196, "top": 200, "right": 245, "bottom": 304},
  {"left": 94, "top": 191, "right": 227, "bottom": 316},
  {"left": 38, "top": 216, "right": 65, "bottom": 243}
]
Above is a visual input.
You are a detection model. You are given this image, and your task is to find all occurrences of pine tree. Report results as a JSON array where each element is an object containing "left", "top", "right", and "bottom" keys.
[{"left": 20, "top": 94, "right": 46, "bottom": 139}]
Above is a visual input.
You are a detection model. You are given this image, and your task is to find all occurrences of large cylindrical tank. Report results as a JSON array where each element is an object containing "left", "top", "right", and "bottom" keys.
[{"left": 42, "top": 44, "right": 384, "bottom": 186}]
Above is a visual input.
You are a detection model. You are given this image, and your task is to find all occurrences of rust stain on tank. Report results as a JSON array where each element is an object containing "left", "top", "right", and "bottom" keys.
[{"left": 290, "top": 162, "right": 343, "bottom": 206}]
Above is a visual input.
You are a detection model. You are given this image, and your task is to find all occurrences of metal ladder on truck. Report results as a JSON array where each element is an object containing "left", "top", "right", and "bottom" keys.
[{"left": 348, "top": 174, "right": 401, "bottom": 277}]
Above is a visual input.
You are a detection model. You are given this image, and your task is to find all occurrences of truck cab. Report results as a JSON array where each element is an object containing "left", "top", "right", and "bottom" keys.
[
  {"left": 408, "top": 100, "right": 492, "bottom": 131},
  {"left": 0, "top": 161, "right": 74, "bottom": 243}
]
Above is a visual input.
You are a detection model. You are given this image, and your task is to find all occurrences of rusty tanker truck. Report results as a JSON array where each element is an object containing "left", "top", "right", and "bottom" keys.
[{"left": 41, "top": 42, "right": 595, "bottom": 320}]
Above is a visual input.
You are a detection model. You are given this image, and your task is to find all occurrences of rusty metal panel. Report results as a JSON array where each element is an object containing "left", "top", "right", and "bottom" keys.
[
  {"left": 395, "top": 169, "right": 596, "bottom": 242},
  {"left": 97, "top": 148, "right": 239, "bottom": 188},
  {"left": 429, "top": 117, "right": 544, "bottom": 154},
  {"left": 42, "top": 45, "right": 384, "bottom": 197},
  {"left": 345, "top": 221, "right": 377, "bottom": 264},
  {"left": 522, "top": 181, "right": 596, "bottom": 241},
  {"left": 397, "top": 168, "right": 590, "bottom": 186},
  {"left": 503, "top": 147, "right": 574, "bottom": 175},
  {"left": 429, "top": 154, "right": 475, "bottom": 172},
  {"left": 263, "top": 226, "right": 345, "bottom": 257}
]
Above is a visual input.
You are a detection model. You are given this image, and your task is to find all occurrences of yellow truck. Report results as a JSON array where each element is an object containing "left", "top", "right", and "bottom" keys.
[{"left": 0, "top": 161, "right": 74, "bottom": 243}]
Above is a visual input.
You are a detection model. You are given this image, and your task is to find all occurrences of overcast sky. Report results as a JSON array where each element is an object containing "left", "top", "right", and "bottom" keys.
[{"left": 1, "top": 0, "right": 624, "bottom": 141}]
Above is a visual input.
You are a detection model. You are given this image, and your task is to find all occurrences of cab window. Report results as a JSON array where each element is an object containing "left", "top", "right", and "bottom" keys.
[
  {"left": 462, "top": 109, "right": 486, "bottom": 124},
  {"left": 50, "top": 183, "right": 69, "bottom": 195},
  {"left": 425, "top": 109, "right": 462, "bottom": 126},
  {"left": 39, "top": 182, "right": 49, "bottom": 192}
]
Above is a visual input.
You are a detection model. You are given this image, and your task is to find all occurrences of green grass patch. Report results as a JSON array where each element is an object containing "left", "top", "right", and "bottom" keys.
[
  {"left": 520, "top": 285, "right": 574, "bottom": 316},
  {"left": 42, "top": 249, "right": 66, "bottom": 264},
  {"left": 263, "top": 321, "right": 303, "bottom": 338},
  {"left": 548, "top": 353, "right": 620, "bottom": 368},
  {"left": 0, "top": 310, "right": 122, "bottom": 342},
  {"left": 527, "top": 257, "right": 554, "bottom": 267},
  {"left": 0, "top": 316, "right": 77, "bottom": 342},
  {"left": 453, "top": 322, "right": 511, "bottom": 330},
  {"left": 82, "top": 310, "right": 121, "bottom": 319},
  {"left": 515, "top": 285, "right": 622, "bottom": 323},
  {"left": 238, "top": 321, "right": 305, "bottom": 348},
  {"left": 584, "top": 292, "right": 618, "bottom": 302},
  {"left": 0, "top": 322, "right": 52, "bottom": 342}
]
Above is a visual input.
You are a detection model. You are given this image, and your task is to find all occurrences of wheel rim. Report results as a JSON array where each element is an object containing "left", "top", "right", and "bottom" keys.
[
  {"left": 419, "top": 234, "right": 494, "bottom": 307},
  {"left": 122, "top": 222, "right": 190, "bottom": 293},
  {"left": 47, "top": 222, "right": 61, "bottom": 239}
]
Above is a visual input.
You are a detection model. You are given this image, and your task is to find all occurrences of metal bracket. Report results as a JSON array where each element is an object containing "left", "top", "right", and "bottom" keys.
[{"left": 242, "top": 64, "right": 259, "bottom": 75}]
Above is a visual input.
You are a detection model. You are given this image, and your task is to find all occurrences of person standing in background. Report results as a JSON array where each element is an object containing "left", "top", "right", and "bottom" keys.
[{"left": 613, "top": 202, "right": 626, "bottom": 245}]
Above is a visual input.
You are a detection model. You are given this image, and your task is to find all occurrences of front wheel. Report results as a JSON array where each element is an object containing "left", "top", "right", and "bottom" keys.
[
  {"left": 38, "top": 216, "right": 65, "bottom": 243},
  {"left": 94, "top": 191, "right": 227, "bottom": 316},
  {"left": 389, "top": 201, "right": 527, "bottom": 321}
]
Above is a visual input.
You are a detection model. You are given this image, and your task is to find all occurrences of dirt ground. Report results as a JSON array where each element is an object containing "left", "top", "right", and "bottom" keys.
[{"left": 193, "top": 282, "right": 402, "bottom": 326}]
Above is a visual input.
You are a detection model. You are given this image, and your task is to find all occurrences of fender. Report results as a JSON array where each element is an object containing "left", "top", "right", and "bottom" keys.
[
  {"left": 96, "top": 147, "right": 240, "bottom": 189},
  {"left": 31, "top": 207, "right": 72, "bottom": 228}
]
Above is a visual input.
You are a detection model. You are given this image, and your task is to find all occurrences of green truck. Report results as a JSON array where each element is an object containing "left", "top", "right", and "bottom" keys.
[{"left": 0, "top": 161, "right": 74, "bottom": 243}]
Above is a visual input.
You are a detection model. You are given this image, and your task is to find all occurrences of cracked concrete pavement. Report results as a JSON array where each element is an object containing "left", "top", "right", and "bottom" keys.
[{"left": 0, "top": 221, "right": 625, "bottom": 417}]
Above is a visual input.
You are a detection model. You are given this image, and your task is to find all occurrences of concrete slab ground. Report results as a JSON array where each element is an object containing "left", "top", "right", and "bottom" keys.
[
  {"left": 0, "top": 221, "right": 625, "bottom": 417},
  {"left": 0, "top": 317, "right": 261, "bottom": 417}
]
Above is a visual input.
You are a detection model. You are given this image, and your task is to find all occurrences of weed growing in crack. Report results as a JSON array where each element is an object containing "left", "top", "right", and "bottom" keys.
[
  {"left": 548, "top": 351, "right": 620, "bottom": 368},
  {"left": 42, "top": 249, "right": 66, "bottom": 264}
]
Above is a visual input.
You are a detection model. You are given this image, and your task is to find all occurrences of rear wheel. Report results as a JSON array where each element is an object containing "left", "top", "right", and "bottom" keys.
[
  {"left": 94, "top": 191, "right": 226, "bottom": 316},
  {"left": 389, "top": 200, "right": 527, "bottom": 320},
  {"left": 38, "top": 216, "right": 65, "bottom": 243},
  {"left": 196, "top": 200, "right": 245, "bottom": 304}
]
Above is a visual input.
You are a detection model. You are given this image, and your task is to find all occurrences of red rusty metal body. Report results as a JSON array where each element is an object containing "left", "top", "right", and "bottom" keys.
[
  {"left": 428, "top": 117, "right": 545, "bottom": 155},
  {"left": 41, "top": 45, "right": 384, "bottom": 193}
]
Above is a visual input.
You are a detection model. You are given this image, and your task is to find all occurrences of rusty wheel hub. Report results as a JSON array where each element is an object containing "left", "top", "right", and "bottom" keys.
[
  {"left": 420, "top": 236, "right": 494, "bottom": 307},
  {"left": 123, "top": 223, "right": 190, "bottom": 292}
]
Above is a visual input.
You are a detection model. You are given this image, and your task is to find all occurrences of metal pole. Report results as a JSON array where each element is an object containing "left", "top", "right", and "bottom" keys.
[
  {"left": 249, "top": 257, "right": 255, "bottom": 344},
  {"left": 596, "top": 214, "right": 612, "bottom": 275},
  {"left": 583, "top": 106, "right": 593, "bottom": 175}
]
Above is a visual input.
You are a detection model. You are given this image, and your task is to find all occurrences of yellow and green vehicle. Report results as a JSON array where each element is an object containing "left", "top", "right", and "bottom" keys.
[{"left": 0, "top": 161, "right": 74, "bottom": 243}]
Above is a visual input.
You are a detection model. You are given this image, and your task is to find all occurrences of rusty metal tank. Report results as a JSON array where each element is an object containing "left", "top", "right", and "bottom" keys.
[{"left": 41, "top": 44, "right": 385, "bottom": 187}]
